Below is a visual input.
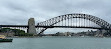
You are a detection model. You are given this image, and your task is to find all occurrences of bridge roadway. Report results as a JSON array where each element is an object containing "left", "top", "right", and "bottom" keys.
[
  {"left": 0, "top": 25, "right": 106, "bottom": 30},
  {"left": 0, "top": 25, "right": 28, "bottom": 28}
]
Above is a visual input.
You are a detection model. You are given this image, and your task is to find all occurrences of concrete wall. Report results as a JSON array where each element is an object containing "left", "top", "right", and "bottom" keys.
[{"left": 27, "top": 18, "right": 36, "bottom": 34}]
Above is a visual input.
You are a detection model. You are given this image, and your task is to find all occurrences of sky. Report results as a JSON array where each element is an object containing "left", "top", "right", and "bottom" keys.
[{"left": 0, "top": 0, "right": 111, "bottom": 34}]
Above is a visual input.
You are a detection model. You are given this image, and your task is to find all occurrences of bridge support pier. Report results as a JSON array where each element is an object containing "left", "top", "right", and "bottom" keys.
[{"left": 27, "top": 18, "right": 36, "bottom": 35}]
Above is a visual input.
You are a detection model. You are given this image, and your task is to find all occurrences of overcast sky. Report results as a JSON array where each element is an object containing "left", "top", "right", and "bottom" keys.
[{"left": 0, "top": 0, "right": 111, "bottom": 33}]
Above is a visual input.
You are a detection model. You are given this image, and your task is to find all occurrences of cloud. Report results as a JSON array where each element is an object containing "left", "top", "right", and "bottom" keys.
[{"left": 0, "top": 0, "right": 111, "bottom": 33}]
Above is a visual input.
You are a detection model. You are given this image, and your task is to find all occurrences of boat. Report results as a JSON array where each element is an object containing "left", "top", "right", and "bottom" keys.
[
  {"left": 68, "top": 35, "right": 71, "bottom": 37},
  {"left": 0, "top": 35, "right": 13, "bottom": 42},
  {"left": 81, "top": 35, "right": 85, "bottom": 37}
]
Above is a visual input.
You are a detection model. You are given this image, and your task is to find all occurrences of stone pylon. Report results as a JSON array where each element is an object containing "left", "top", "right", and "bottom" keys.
[{"left": 27, "top": 18, "right": 36, "bottom": 34}]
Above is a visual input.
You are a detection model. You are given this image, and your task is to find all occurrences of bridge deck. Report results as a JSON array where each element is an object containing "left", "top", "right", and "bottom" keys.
[
  {"left": 0, "top": 25, "right": 28, "bottom": 28},
  {"left": 0, "top": 25, "right": 106, "bottom": 29}
]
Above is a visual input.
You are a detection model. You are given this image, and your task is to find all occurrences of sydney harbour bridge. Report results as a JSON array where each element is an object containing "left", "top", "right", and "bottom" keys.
[{"left": 0, "top": 13, "right": 111, "bottom": 35}]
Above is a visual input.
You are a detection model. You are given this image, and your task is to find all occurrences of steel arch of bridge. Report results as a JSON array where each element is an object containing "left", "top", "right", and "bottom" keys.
[{"left": 36, "top": 13, "right": 111, "bottom": 34}]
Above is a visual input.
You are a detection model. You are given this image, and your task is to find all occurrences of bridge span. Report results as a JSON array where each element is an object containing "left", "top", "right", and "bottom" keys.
[
  {"left": 0, "top": 13, "right": 111, "bottom": 35},
  {"left": 0, "top": 25, "right": 109, "bottom": 30}
]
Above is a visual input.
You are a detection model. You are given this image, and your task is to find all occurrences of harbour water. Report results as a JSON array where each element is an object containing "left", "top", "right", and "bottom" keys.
[{"left": 0, "top": 36, "right": 111, "bottom": 49}]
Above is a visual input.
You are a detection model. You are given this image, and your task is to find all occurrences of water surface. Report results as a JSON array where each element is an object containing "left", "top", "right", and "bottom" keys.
[{"left": 0, "top": 37, "right": 111, "bottom": 49}]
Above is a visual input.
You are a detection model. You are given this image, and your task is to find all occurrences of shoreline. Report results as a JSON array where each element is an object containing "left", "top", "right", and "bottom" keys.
[{"left": 6, "top": 36, "right": 111, "bottom": 38}]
